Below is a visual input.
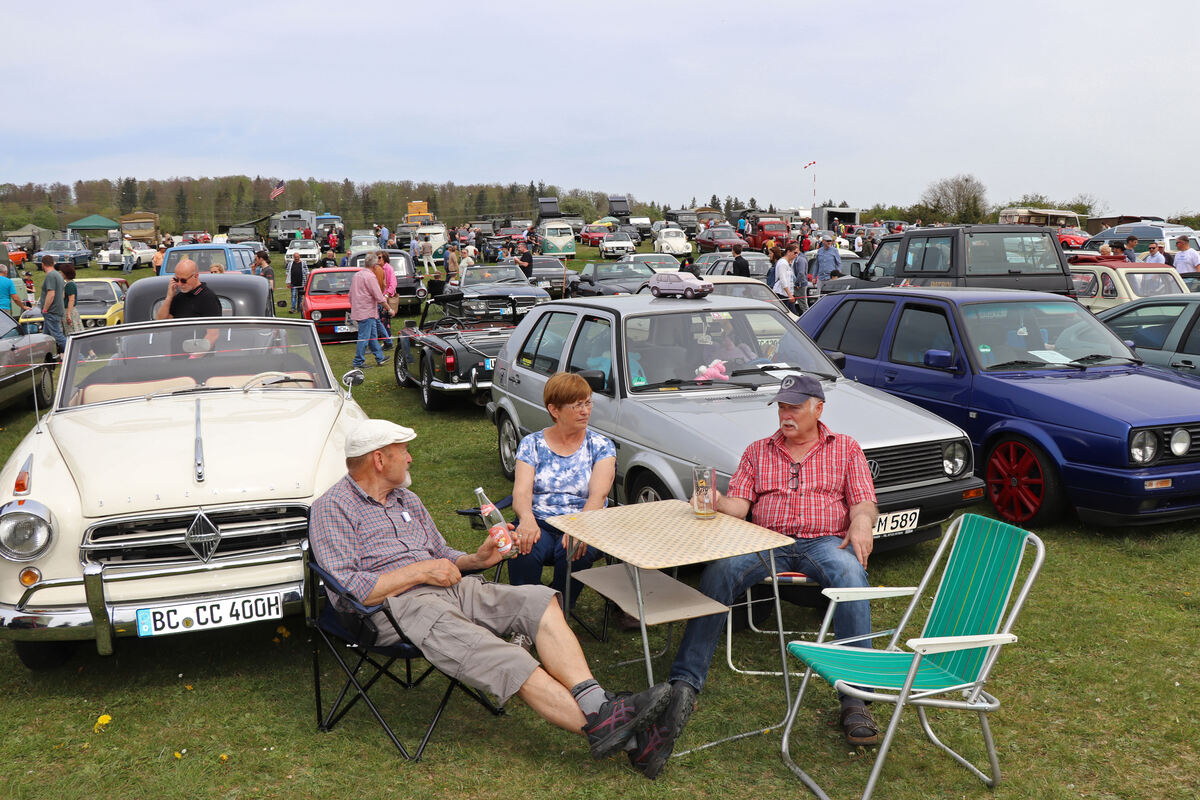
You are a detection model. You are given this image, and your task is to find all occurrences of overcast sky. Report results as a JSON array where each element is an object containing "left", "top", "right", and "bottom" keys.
[{"left": 4, "top": 0, "right": 1197, "bottom": 216}]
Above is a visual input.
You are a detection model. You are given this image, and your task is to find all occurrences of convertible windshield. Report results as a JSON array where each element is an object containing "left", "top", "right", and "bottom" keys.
[
  {"left": 960, "top": 300, "right": 1132, "bottom": 371},
  {"left": 60, "top": 322, "right": 331, "bottom": 407},
  {"left": 624, "top": 307, "right": 831, "bottom": 391},
  {"left": 461, "top": 265, "right": 526, "bottom": 285}
]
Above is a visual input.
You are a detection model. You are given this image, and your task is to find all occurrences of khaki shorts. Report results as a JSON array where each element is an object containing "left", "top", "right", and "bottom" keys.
[{"left": 374, "top": 576, "right": 556, "bottom": 704}]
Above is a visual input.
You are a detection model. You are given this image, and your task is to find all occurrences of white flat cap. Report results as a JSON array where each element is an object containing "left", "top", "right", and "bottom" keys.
[{"left": 345, "top": 419, "right": 416, "bottom": 457}]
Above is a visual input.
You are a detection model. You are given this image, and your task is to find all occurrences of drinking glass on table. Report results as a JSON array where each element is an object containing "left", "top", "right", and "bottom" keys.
[{"left": 692, "top": 465, "right": 717, "bottom": 519}]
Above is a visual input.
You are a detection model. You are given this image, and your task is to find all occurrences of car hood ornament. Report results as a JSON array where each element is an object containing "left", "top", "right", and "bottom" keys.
[{"left": 185, "top": 509, "right": 221, "bottom": 562}]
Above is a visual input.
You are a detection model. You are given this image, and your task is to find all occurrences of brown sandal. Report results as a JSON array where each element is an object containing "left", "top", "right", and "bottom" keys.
[{"left": 840, "top": 705, "right": 880, "bottom": 746}]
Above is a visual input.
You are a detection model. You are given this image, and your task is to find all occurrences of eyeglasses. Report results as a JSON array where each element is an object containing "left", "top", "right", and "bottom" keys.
[
  {"left": 789, "top": 463, "right": 799, "bottom": 491},
  {"left": 565, "top": 399, "right": 592, "bottom": 412},
  {"left": 172, "top": 274, "right": 194, "bottom": 283}
]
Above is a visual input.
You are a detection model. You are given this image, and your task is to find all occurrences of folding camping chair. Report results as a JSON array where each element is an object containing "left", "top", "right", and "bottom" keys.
[
  {"left": 780, "top": 513, "right": 1045, "bottom": 800},
  {"left": 725, "top": 571, "right": 823, "bottom": 677},
  {"left": 304, "top": 543, "right": 504, "bottom": 760}
]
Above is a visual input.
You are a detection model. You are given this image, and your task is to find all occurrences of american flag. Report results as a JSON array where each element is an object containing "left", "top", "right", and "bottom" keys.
[{"left": 269, "top": 180, "right": 285, "bottom": 200}]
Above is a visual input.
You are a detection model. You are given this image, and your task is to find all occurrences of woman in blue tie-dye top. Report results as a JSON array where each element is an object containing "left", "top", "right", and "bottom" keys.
[{"left": 510, "top": 372, "right": 616, "bottom": 605}]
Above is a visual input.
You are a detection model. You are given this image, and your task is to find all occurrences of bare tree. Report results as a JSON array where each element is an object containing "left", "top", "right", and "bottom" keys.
[{"left": 920, "top": 174, "right": 988, "bottom": 223}]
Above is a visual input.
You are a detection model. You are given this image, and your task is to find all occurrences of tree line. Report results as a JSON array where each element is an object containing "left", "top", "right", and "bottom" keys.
[{"left": 2, "top": 174, "right": 1196, "bottom": 234}]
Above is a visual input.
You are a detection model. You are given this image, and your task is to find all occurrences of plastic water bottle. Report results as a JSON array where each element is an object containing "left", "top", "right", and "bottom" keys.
[{"left": 475, "top": 487, "right": 515, "bottom": 558}]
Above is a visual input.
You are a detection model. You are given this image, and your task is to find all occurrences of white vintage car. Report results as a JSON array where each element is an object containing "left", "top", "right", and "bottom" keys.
[
  {"left": 285, "top": 238, "right": 322, "bottom": 266},
  {"left": 0, "top": 317, "right": 368, "bottom": 668},
  {"left": 96, "top": 240, "right": 155, "bottom": 270},
  {"left": 599, "top": 232, "right": 636, "bottom": 259},
  {"left": 654, "top": 227, "right": 692, "bottom": 256}
]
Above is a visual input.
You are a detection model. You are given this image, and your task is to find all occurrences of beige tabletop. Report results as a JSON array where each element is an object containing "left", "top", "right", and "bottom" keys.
[{"left": 547, "top": 499, "right": 794, "bottom": 570}]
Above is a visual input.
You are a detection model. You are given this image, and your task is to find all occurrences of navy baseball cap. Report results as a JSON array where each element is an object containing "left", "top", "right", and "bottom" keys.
[{"left": 770, "top": 374, "right": 825, "bottom": 405}]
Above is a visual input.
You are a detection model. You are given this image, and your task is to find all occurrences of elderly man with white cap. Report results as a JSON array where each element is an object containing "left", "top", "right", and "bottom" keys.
[
  {"left": 309, "top": 419, "right": 673, "bottom": 777},
  {"left": 663, "top": 373, "right": 881, "bottom": 750}
]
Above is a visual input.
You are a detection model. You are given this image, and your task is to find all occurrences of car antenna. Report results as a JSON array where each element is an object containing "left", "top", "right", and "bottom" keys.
[{"left": 30, "top": 361, "right": 49, "bottom": 435}]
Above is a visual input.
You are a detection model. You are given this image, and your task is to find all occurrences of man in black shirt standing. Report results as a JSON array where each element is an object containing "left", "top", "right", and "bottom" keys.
[
  {"left": 515, "top": 242, "right": 534, "bottom": 278},
  {"left": 730, "top": 243, "right": 750, "bottom": 277},
  {"left": 156, "top": 259, "right": 223, "bottom": 319}
]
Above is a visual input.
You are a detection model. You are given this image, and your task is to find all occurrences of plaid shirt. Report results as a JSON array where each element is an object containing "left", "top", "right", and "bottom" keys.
[
  {"left": 727, "top": 423, "right": 876, "bottom": 539},
  {"left": 309, "top": 474, "right": 465, "bottom": 608}
]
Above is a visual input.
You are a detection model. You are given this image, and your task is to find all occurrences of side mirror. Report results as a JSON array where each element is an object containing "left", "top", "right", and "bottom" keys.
[
  {"left": 923, "top": 349, "right": 954, "bottom": 370},
  {"left": 824, "top": 349, "right": 847, "bottom": 369},
  {"left": 1123, "top": 339, "right": 1137, "bottom": 352},
  {"left": 577, "top": 369, "right": 606, "bottom": 393},
  {"left": 582, "top": 274, "right": 595, "bottom": 284},
  {"left": 341, "top": 369, "right": 365, "bottom": 388}
]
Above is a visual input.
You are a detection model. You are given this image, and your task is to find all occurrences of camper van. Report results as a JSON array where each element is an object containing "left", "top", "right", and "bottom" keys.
[
  {"left": 537, "top": 220, "right": 576, "bottom": 259},
  {"left": 417, "top": 223, "right": 448, "bottom": 264}
]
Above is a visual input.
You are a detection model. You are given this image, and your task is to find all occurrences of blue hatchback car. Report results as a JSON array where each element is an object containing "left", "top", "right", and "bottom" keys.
[
  {"left": 160, "top": 243, "right": 258, "bottom": 275},
  {"left": 799, "top": 286, "right": 1200, "bottom": 527}
]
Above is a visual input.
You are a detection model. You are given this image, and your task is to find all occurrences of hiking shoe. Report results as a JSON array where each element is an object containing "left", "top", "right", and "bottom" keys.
[
  {"left": 628, "top": 681, "right": 696, "bottom": 778},
  {"left": 583, "top": 682, "right": 671, "bottom": 759},
  {"left": 840, "top": 704, "right": 880, "bottom": 746}
]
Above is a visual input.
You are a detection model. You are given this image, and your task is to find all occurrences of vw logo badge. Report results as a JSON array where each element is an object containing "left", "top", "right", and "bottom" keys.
[
  {"left": 185, "top": 509, "right": 221, "bottom": 563},
  {"left": 867, "top": 460, "right": 880, "bottom": 479}
]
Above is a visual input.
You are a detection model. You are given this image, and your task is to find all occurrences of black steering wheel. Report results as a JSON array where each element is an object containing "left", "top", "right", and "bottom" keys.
[{"left": 433, "top": 316, "right": 465, "bottom": 330}]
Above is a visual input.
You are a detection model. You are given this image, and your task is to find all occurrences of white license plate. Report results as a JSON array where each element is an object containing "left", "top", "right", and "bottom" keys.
[
  {"left": 135, "top": 591, "right": 282, "bottom": 637},
  {"left": 537, "top": 280, "right": 551, "bottom": 287},
  {"left": 334, "top": 325, "right": 353, "bottom": 333},
  {"left": 874, "top": 508, "right": 920, "bottom": 537},
  {"left": 484, "top": 357, "right": 495, "bottom": 370}
]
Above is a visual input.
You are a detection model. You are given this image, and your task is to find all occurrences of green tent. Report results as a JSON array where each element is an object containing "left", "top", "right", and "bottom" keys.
[{"left": 67, "top": 214, "right": 119, "bottom": 231}]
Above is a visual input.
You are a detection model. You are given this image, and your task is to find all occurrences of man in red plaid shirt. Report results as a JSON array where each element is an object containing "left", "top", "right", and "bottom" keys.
[{"left": 663, "top": 374, "right": 881, "bottom": 751}]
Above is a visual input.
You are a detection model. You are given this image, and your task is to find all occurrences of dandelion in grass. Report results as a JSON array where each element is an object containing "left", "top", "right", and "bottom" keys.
[{"left": 93, "top": 714, "right": 112, "bottom": 734}]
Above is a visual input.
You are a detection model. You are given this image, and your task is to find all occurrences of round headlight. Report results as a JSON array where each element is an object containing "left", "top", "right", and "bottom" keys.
[
  {"left": 0, "top": 501, "right": 53, "bottom": 561},
  {"left": 310, "top": 310, "right": 322, "bottom": 321},
  {"left": 942, "top": 441, "right": 969, "bottom": 477},
  {"left": 1130, "top": 430, "right": 1159, "bottom": 464},
  {"left": 1170, "top": 428, "right": 1191, "bottom": 457}
]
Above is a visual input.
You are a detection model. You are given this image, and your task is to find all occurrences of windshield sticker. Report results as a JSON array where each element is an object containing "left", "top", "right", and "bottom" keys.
[
  {"left": 1028, "top": 349, "right": 1071, "bottom": 364},
  {"left": 632, "top": 375, "right": 647, "bottom": 386},
  {"left": 709, "top": 312, "right": 732, "bottom": 320},
  {"left": 696, "top": 334, "right": 713, "bottom": 345},
  {"left": 978, "top": 344, "right": 992, "bottom": 354},
  {"left": 519, "top": 356, "right": 532, "bottom": 367}
]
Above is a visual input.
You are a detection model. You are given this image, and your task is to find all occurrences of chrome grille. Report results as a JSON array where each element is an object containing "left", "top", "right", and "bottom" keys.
[
  {"left": 862, "top": 441, "right": 951, "bottom": 490},
  {"left": 82, "top": 504, "right": 309, "bottom": 566}
]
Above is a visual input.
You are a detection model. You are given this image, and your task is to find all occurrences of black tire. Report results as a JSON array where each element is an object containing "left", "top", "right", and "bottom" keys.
[
  {"left": 30, "top": 364, "right": 53, "bottom": 409},
  {"left": 628, "top": 472, "right": 671, "bottom": 504},
  {"left": 498, "top": 413, "right": 520, "bottom": 480},
  {"left": 419, "top": 357, "right": 445, "bottom": 411},
  {"left": 14, "top": 640, "right": 77, "bottom": 670},
  {"left": 651, "top": 286, "right": 661, "bottom": 297},
  {"left": 393, "top": 342, "right": 412, "bottom": 387},
  {"left": 684, "top": 288, "right": 695, "bottom": 299},
  {"left": 984, "top": 435, "right": 1064, "bottom": 527}
]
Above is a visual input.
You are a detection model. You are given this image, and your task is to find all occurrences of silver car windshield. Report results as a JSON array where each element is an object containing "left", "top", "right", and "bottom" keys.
[
  {"left": 60, "top": 323, "right": 332, "bottom": 407},
  {"left": 961, "top": 300, "right": 1133, "bottom": 371},
  {"left": 624, "top": 307, "right": 833, "bottom": 391}
]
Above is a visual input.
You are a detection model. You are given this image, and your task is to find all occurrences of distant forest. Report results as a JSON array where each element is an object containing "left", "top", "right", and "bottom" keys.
[{"left": 0, "top": 176, "right": 795, "bottom": 234}]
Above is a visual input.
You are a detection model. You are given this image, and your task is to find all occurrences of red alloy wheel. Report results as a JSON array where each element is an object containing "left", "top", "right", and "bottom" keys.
[{"left": 985, "top": 437, "right": 1060, "bottom": 525}]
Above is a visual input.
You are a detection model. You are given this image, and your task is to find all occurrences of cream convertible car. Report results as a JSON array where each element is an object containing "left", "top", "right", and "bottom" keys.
[{"left": 0, "top": 317, "right": 367, "bottom": 668}]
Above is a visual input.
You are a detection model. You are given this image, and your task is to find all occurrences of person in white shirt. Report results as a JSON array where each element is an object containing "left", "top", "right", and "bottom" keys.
[
  {"left": 773, "top": 243, "right": 798, "bottom": 312},
  {"left": 1143, "top": 241, "right": 1167, "bottom": 264},
  {"left": 853, "top": 233, "right": 863, "bottom": 254},
  {"left": 1173, "top": 236, "right": 1200, "bottom": 274}
]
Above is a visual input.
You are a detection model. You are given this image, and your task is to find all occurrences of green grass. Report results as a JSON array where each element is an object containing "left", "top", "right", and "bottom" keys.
[{"left": 0, "top": 259, "right": 1197, "bottom": 798}]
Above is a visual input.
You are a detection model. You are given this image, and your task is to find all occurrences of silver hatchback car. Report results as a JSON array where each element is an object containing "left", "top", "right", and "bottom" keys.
[{"left": 487, "top": 294, "right": 985, "bottom": 549}]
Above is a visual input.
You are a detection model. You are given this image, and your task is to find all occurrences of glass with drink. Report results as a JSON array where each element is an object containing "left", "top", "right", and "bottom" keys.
[{"left": 692, "top": 466, "right": 717, "bottom": 519}]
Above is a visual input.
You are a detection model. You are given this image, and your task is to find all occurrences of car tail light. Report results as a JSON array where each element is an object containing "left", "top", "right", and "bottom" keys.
[{"left": 445, "top": 347, "right": 456, "bottom": 371}]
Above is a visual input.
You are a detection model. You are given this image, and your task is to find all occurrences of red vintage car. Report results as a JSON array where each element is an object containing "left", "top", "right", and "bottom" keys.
[
  {"left": 580, "top": 224, "right": 610, "bottom": 247},
  {"left": 302, "top": 267, "right": 358, "bottom": 341},
  {"left": 695, "top": 226, "right": 746, "bottom": 253},
  {"left": 1057, "top": 227, "right": 1090, "bottom": 249}
]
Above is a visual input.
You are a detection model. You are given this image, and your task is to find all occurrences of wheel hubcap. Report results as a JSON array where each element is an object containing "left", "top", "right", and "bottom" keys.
[{"left": 986, "top": 441, "right": 1044, "bottom": 523}]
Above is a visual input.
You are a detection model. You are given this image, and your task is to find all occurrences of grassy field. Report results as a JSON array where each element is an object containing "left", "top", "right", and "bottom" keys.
[{"left": 0, "top": 252, "right": 1197, "bottom": 799}]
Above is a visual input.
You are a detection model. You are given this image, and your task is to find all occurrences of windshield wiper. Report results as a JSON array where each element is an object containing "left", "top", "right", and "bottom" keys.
[
  {"left": 729, "top": 364, "right": 839, "bottom": 381},
  {"left": 986, "top": 359, "right": 1072, "bottom": 371},
  {"left": 1069, "top": 353, "right": 1143, "bottom": 366},
  {"left": 145, "top": 386, "right": 225, "bottom": 401},
  {"left": 637, "top": 378, "right": 759, "bottom": 391}
]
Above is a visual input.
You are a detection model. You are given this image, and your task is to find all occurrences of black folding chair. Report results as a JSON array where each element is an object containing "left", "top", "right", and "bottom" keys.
[{"left": 304, "top": 543, "right": 504, "bottom": 760}]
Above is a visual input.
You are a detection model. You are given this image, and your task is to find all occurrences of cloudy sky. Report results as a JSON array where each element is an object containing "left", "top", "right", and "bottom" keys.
[{"left": 4, "top": 0, "right": 1197, "bottom": 216}]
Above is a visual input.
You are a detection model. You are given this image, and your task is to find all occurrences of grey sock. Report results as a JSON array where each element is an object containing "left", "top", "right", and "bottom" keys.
[{"left": 571, "top": 680, "right": 609, "bottom": 717}]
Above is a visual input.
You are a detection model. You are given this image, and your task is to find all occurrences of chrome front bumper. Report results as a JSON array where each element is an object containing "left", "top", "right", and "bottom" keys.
[{"left": 0, "top": 548, "right": 305, "bottom": 655}]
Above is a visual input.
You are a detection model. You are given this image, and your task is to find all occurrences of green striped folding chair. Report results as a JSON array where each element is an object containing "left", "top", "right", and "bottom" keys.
[{"left": 780, "top": 513, "right": 1045, "bottom": 800}]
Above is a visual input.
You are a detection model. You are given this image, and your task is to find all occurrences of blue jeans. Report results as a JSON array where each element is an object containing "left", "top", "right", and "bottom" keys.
[
  {"left": 42, "top": 312, "right": 66, "bottom": 352},
  {"left": 353, "top": 319, "right": 384, "bottom": 367},
  {"left": 669, "top": 534, "right": 870, "bottom": 694},
  {"left": 506, "top": 517, "right": 601, "bottom": 607},
  {"left": 374, "top": 313, "right": 390, "bottom": 346},
  {"left": 122, "top": 254, "right": 135, "bottom": 274},
  {"left": 290, "top": 287, "right": 302, "bottom": 311}
]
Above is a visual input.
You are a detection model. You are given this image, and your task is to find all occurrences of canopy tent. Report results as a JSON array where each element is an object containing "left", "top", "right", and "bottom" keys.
[
  {"left": 4, "top": 223, "right": 58, "bottom": 247},
  {"left": 66, "top": 214, "right": 119, "bottom": 231}
]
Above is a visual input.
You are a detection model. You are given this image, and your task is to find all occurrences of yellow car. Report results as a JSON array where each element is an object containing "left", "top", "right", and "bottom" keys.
[{"left": 20, "top": 277, "right": 127, "bottom": 332}]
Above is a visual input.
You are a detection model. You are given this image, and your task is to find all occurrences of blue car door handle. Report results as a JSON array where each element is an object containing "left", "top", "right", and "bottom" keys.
[
  {"left": 1171, "top": 359, "right": 1195, "bottom": 370},
  {"left": 883, "top": 369, "right": 898, "bottom": 383}
]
